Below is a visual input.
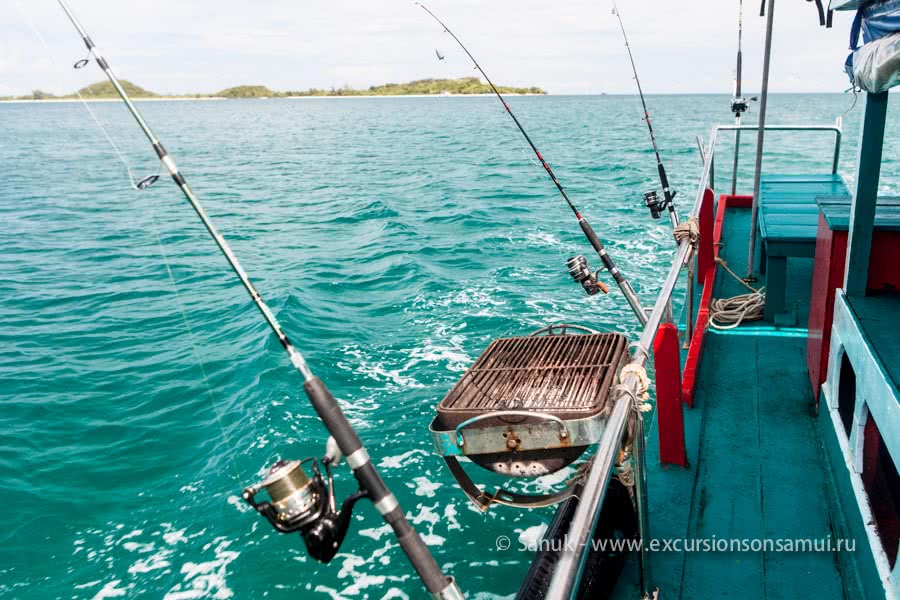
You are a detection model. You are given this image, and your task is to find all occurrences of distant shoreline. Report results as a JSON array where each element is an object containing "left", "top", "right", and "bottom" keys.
[
  {"left": 2, "top": 77, "right": 545, "bottom": 103},
  {"left": 0, "top": 91, "right": 851, "bottom": 105},
  {"left": 0, "top": 96, "right": 227, "bottom": 104},
  {"left": 0, "top": 92, "right": 546, "bottom": 104}
]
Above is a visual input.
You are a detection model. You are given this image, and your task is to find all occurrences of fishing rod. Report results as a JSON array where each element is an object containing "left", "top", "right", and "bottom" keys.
[
  {"left": 610, "top": 1, "right": 679, "bottom": 228},
  {"left": 416, "top": 2, "right": 649, "bottom": 326},
  {"left": 54, "top": 2, "right": 461, "bottom": 597},
  {"left": 730, "top": 0, "right": 754, "bottom": 196},
  {"left": 731, "top": 1, "right": 745, "bottom": 196}
]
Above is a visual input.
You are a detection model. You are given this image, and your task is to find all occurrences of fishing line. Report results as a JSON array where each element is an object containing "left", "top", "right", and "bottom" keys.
[
  {"left": 145, "top": 206, "right": 244, "bottom": 483},
  {"left": 15, "top": 0, "right": 239, "bottom": 482},
  {"left": 417, "top": 2, "right": 650, "bottom": 326},
  {"left": 839, "top": 86, "right": 860, "bottom": 122},
  {"left": 610, "top": 0, "right": 679, "bottom": 228},
  {"left": 13, "top": 0, "right": 160, "bottom": 191}
]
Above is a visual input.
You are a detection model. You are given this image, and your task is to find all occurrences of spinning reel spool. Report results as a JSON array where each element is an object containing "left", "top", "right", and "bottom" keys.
[
  {"left": 566, "top": 255, "right": 608, "bottom": 296},
  {"left": 642, "top": 190, "right": 666, "bottom": 220},
  {"left": 243, "top": 439, "right": 366, "bottom": 563},
  {"left": 642, "top": 187, "right": 679, "bottom": 221}
]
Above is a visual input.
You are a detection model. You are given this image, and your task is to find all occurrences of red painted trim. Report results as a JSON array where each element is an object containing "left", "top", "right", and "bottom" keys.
[
  {"left": 654, "top": 323, "right": 687, "bottom": 466},
  {"left": 682, "top": 193, "right": 752, "bottom": 407},
  {"left": 697, "top": 188, "right": 715, "bottom": 282},
  {"left": 806, "top": 225, "right": 900, "bottom": 400},
  {"left": 806, "top": 214, "right": 837, "bottom": 401},
  {"left": 727, "top": 194, "right": 754, "bottom": 209},
  {"left": 867, "top": 232, "right": 900, "bottom": 291}
]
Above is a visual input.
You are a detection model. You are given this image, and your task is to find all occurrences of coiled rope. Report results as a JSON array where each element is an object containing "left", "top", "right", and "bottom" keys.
[
  {"left": 612, "top": 362, "right": 653, "bottom": 489},
  {"left": 709, "top": 256, "right": 765, "bottom": 329}
]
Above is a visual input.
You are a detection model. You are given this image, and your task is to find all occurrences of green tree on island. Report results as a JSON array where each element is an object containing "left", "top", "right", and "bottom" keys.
[{"left": 5, "top": 77, "right": 545, "bottom": 101}]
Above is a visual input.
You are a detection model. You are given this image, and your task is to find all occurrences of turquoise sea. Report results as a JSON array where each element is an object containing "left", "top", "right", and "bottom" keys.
[{"left": 1, "top": 94, "right": 898, "bottom": 598}]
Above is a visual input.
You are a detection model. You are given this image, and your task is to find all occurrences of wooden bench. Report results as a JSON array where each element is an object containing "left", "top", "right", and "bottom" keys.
[{"left": 757, "top": 174, "right": 850, "bottom": 321}]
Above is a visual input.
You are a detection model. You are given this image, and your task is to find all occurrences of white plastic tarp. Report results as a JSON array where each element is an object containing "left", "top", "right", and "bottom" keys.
[{"left": 850, "top": 31, "right": 900, "bottom": 92}]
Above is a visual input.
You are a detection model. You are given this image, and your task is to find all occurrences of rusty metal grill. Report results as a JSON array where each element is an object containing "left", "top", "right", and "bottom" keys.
[{"left": 437, "top": 333, "right": 628, "bottom": 426}]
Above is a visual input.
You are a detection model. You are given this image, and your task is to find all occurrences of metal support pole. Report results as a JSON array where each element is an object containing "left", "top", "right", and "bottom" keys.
[
  {"left": 632, "top": 405, "right": 651, "bottom": 593},
  {"left": 731, "top": 124, "right": 742, "bottom": 195},
  {"left": 685, "top": 262, "right": 695, "bottom": 348},
  {"left": 747, "top": 0, "right": 776, "bottom": 278},
  {"left": 844, "top": 92, "right": 889, "bottom": 296},
  {"left": 731, "top": 0, "right": 744, "bottom": 196},
  {"left": 832, "top": 121, "right": 843, "bottom": 174}
]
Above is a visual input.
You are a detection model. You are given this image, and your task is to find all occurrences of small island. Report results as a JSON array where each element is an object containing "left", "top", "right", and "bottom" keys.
[{"left": 1, "top": 77, "right": 545, "bottom": 101}]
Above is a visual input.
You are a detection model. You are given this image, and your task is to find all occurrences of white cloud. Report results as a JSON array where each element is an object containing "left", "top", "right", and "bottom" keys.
[{"left": 1, "top": 0, "right": 856, "bottom": 96}]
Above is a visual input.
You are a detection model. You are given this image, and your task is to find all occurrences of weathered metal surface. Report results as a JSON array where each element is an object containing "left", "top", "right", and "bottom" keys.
[
  {"left": 436, "top": 333, "right": 627, "bottom": 425},
  {"left": 429, "top": 411, "right": 609, "bottom": 457}
]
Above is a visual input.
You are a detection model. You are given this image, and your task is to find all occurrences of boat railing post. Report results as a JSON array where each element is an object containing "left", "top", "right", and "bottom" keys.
[
  {"left": 685, "top": 261, "right": 695, "bottom": 348},
  {"left": 832, "top": 121, "right": 842, "bottom": 174},
  {"left": 845, "top": 91, "right": 889, "bottom": 296},
  {"left": 633, "top": 401, "right": 651, "bottom": 593},
  {"left": 747, "top": 0, "right": 776, "bottom": 278}
]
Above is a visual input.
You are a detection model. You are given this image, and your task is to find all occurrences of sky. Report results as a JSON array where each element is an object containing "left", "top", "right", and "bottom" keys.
[{"left": 1, "top": 0, "right": 857, "bottom": 97}]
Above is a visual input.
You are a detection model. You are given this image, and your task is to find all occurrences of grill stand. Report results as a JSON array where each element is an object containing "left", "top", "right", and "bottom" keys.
[
  {"left": 431, "top": 330, "right": 631, "bottom": 511},
  {"left": 442, "top": 457, "right": 580, "bottom": 511}
]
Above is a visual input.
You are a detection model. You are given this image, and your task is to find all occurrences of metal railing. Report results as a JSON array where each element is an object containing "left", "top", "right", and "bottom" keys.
[
  {"left": 545, "top": 121, "right": 843, "bottom": 599},
  {"left": 710, "top": 123, "right": 843, "bottom": 191}
]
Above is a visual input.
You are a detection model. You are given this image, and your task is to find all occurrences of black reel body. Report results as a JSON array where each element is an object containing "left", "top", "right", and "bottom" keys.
[
  {"left": 731, "top": 95, "right": 757, "bottom": 116},
  {"left": 567, "top": 255, "right": 606, "bottom": 296},
  {"left": 243, "top": 458, "right": 365, "bottom": 563},
  {"left": 643, "top": 190, "right": 664, "bottom": 220},
  {"left": 731, "top": 97, "right": 750, "bottom": 115}
]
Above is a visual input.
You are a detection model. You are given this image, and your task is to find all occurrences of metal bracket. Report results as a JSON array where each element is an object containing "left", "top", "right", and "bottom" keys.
[
  {"left": 454, "top": 410, "right": 567, "bottom": 448},
  {"left": 430, "top": 412, "right": 609, "bottom": 457},
  {"left": 443, "top": 456, "right": 579, "bottom": 512}
]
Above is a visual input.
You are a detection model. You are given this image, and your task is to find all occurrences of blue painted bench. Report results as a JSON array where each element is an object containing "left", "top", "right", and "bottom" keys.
[
  {"left": 757, "top": 174, "right": 850, "bottom": 321},
  {"left": 817, "top": 195, "right": 900, "bottom": 233}
]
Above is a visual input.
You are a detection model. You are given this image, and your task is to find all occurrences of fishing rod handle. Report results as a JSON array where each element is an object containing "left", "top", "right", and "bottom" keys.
[
  {"left": 302, "top": 377, "right": 456, "bottom": 596},
  {"left": 578, "top": 219, "right": 621, "bottom": 281},
  {"left": 579, "top": 219, "right": 649, "bottom": 324}
]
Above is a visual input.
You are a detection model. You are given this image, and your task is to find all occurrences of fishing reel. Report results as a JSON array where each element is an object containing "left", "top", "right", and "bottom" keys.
[
  {"left": 567, "top": 255, "right": 608, "bottom": 296},
  {"left": 643, "top": 190, "right": 667, "bottom": 220},
  {"left": 242, "top": 439, "right": 366, "bottom": 564},
  {"left": 731, "top": 96, "right": 758, "bottom": 116}
]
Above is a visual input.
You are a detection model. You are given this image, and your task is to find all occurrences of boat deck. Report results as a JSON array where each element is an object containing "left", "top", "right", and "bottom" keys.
[{"left": 618, "top": 203, "right": 860, "bottom": 598}]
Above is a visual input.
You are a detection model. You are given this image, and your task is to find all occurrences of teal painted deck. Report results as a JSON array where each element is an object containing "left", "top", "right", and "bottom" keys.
[{"left": 620, "top": 203, "right": 862, "bottom": 598}]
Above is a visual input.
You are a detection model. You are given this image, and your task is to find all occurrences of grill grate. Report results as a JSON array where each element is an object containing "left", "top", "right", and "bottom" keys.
[{"left": 437, "top": 333, "right": 628, "bottom": 424}]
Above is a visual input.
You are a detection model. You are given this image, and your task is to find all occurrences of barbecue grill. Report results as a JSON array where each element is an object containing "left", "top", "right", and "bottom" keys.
[{"left": 430, "top": 328, "right": 629, "bottom": 509}]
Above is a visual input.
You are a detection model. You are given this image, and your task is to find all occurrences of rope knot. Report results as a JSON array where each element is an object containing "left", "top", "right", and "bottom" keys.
[
  {"left": 673, "top": 216, "right": 700, "bottom": 247},
  {"left": 618, "top": 364, "right": 652, "bottom": 413}
]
